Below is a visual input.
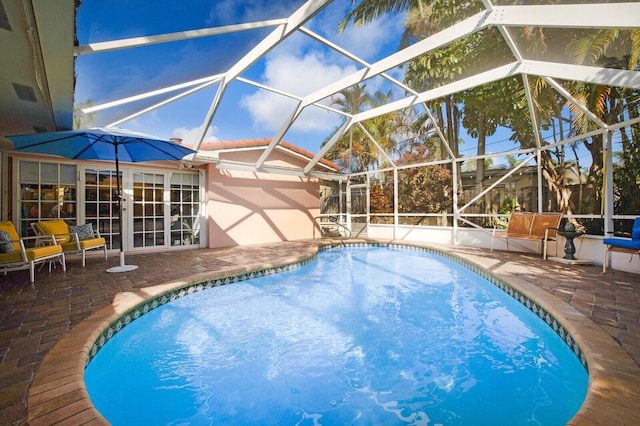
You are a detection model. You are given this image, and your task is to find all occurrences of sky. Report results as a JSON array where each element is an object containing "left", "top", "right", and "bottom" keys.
[
  {"left": 72, "top": 0, "right": 620, "bottom": 172},
  {"left": 73, "top": 0, "right": 405, "bottom": 154}
]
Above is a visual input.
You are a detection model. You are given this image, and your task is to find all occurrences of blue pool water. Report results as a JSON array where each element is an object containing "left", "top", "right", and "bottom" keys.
[{"left": 85, "top": 246, "right": 588, "bottom": 425}]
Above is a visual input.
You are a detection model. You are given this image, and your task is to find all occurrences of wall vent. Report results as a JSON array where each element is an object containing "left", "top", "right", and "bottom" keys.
[
  {"left": 0, "top": 1, "right": 11, "bottom": 31},
  {"left": 13, "top": 83, "right": 38, "bottom": 103}
]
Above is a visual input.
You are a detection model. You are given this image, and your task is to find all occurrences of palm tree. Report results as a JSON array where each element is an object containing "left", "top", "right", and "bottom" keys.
[
  {"left": 323, "top": 84, "right": 371, "bottom": 172},
  {"left": 540, "top": 28, "right": 640, "bottom": 215},
  {"left": 324, "top": 85, "right": 402, "bottom": 172}
]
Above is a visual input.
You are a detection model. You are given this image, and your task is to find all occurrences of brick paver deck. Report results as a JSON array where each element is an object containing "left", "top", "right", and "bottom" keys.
[{"left": 1, "top": 240, "right": 638, "bottom": 425}]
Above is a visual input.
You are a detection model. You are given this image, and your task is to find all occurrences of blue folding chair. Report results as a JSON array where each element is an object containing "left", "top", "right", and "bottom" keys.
[{"left": 602, "top": 217, "right": 640, "bottom": 273}]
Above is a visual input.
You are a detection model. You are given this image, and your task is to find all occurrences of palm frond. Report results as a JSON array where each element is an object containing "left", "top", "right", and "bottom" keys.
[
  {"left": 628, "top": 29, "right": 640, "bottom": 70},
  {"left": 566, "top": 30, "right": 618, "bottom": 66},
  {"left": 338, "top": 0, "right": 414, "bottom": 33}
]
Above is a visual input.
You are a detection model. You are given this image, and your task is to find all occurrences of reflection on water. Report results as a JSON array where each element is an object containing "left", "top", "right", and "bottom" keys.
[{"left": 86, "top": 246, "right": 587, "bottom": 425}]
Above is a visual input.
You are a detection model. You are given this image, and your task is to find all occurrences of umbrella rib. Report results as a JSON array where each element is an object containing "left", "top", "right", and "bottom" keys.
[
  {"left": 138, "top": 140, "right": 188, "bottom": 160},
  {"left": 72, "top": 134, "right": 119, "bottom": 159},
  {"left": 16, "top": 133, "right": 78, "bottom": 149},
  {"left": 72, "top": 135, "right": 100, "bottom": 158}
]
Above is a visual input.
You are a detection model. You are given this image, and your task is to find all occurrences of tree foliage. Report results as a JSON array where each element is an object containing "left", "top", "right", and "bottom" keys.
[
  {"left": 397, "top": 146, "right": 452, "bottom": 214},
  {"left": 338, "top": 0, "right": 640, "bottom": 221}
]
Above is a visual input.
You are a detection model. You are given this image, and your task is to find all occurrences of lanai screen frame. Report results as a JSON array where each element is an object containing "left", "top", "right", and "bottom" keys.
[{"left": 74, "top": 1, "right": 640, "bottom": 236}]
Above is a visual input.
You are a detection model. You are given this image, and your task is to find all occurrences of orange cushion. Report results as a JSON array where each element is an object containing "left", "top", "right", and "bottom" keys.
[
  {"left": 36, "top": 220, "right": 71, "bottom": 244},
  {"left": 0, "top": 221, "right": 20, "bottom": 252}
]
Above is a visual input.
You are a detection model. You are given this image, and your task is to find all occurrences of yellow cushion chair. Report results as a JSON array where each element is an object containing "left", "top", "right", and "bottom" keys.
[
  {"left": 34, "top": 219, "right": 107, "bottom": 267},
  {"left": 0, "top": 221, "right": 66, "bottom": 283}
]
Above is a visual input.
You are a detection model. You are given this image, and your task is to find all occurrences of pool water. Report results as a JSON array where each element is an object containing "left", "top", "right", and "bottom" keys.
[{"left": 85, "top": 246, "right": 588, "bottom": 425}]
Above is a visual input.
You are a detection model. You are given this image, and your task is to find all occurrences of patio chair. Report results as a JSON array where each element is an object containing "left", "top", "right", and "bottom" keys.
[
  {"left": 33, "top": 219, "right": 107, "bottom": 267},
  {"left": 602, "top": 217, "right": 640, "bottom": 273},
  {"left": 0, "top": 221, "right": 66, "bottom": 283},
  {"left": 491, "top": 212, "right": 562, "bottom": 260}
]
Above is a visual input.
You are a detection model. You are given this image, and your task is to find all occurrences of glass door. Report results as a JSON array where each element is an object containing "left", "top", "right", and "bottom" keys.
[
  {"left": 81, "top": 167, "right": 201, "bottom": 252},
  {"left": 132, "top": 172, "right": 165, "bottom": 249},
  {"left": 170, "top": 172, "right": 201, "bottom": 246},
  {"left": 84, "top": 169, "right": 121, "bottom": 250}
]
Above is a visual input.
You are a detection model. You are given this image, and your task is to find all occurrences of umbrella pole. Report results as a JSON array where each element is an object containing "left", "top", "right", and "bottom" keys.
[{"left": 107, "top": 143, "right": 138, "bottom": 273}]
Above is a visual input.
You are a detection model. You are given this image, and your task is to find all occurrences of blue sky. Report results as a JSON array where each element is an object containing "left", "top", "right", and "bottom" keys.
[{"left": 74, "top": 0, "right": 405, "bottom": 154}]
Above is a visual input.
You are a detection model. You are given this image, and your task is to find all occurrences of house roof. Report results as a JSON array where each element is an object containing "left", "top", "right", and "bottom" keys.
[
  {"left": 1, "top": 1, "right": 639, "bottom": 179},
  {"left": 199, "top": 138, "right": 340, "bottom": 172}
]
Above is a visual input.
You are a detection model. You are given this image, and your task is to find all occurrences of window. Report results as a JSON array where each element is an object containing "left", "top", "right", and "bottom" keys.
[{"left": 19, "top": 161, "right": 77, "bottom": 236}]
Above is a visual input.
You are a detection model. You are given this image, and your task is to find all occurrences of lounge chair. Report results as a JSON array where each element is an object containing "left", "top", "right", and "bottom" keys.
[
  {"left": 33, "top": 219, "right": 107, "bottom": 267},
  {"left": 0, "top": 221, "right": 66, "bottom": 283},
  {"left": 602, "top": 217, "right": 640, "bottom": 273}
]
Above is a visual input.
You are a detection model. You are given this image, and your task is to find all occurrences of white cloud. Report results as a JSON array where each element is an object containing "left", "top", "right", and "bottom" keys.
[
  {"left": 336, "top": 14, "right": 403, "bottom": 62},
  {"left": 173, "top": 125, "right": 218, "bottom": 145},
  {"left": 240, "top": 51, "right": 357, "bottom": 133}
]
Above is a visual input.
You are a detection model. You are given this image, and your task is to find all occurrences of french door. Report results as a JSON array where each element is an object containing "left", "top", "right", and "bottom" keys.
[{"left": 82, "top": 167, "right": 201, "bottom": 251}]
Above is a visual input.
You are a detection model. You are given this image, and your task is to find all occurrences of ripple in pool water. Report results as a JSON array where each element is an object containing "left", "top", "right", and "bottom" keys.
[{"left": 85, "top": 246, "right": 588, "bottom": 425}]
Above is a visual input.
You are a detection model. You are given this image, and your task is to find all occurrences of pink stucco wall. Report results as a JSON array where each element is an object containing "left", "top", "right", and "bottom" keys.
[{"left": 206, "top": 149, "right": 321, "bottom": 248}]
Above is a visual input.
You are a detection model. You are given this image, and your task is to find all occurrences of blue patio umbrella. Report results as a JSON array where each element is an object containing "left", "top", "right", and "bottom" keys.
[{"left": 8, "top": 127, "right": 196, "bottom": 273}]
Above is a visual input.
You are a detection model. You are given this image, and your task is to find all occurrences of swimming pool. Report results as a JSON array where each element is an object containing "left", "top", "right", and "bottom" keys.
[{"left": 85, "top": 245, "right": 588, "bottom": 425}]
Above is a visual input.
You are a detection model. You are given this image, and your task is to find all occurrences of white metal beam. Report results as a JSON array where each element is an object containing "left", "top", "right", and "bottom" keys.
[
  {"left": 354, "top": 62, "right": 522, "bottom": 123},
  {"left": 522, "top": 74, "right": 543, "bottom": 149},
  {"left": 303, "top": 118, "right": 353, "bottom": 174},
  {"left": 300, "top": 25, "right": 455, "bottom": 164},
  {"left": 108, "top": 79, "right": 220, "bottom": 127},
  {"left": 351, "top": 60, "right": 640, "bottom": 125},
  {"left": 356, "top": 122, "right": 396, "bottom": 169},
  {"left": 299, "top": 3, "right": 637, "bottom": 110},
  {"left": 458, "top": 153, "right": 535, "bottom": 213},
  {"left": 542, "top": 77, "right": 608, "bottom": 129},
  {"left": 237, "top": 76, "right": 349, "bottom": 118},
  {"left": 74, "top": 19, "right": 288, "bottom": 56},
  {"left": 83, "top": 75, "right": 223, "bottom": 114},
  {"left": 226, "top": 0, "right": 332, "bottom": 79},
  {"left": 256, "top": 101, "right": 305, "bottom": 168},
  {"left": 235, "top": 77, "right": 302, "bottom": 102},
  {"left": 524, "top": 60, "right": 640, "bottom": 90},
  {"left": 301, "top": 9, "right": 492, "bottom": 108},
  {"left": 214, "top": 160, "right": 347, "bottom": 181},
  {"left": 194, "top": 0, "right": 333, "bottom": 151},
  {"left": 485, "top": 3, "right": 640, "bottom": 29},
  {"left": 299, "top": 26, "right": 411, "bottom": 93}
]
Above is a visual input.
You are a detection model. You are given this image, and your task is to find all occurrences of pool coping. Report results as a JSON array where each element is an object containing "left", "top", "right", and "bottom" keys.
[{"left": 27, "top": 241, "right": 640, "bottom": 425}]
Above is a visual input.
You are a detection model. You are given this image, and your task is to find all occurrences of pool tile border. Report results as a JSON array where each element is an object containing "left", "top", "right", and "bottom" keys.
[
  {"left": 27, "top": 241, "right": 640, "bottom": 425},
  {"left": 322, "top": 242, "right": 589, "bottom": 370},
  {"left": 87, "top": 257, "right": 316, "bottom": 365},
  {"left": 87, "top": 241, "right": 587, "bottom": 373}
]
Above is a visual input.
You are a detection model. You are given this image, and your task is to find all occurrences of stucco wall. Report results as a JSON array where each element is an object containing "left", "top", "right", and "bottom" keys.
[{"left": 206, "top": 149, "right": 321, "bottom": 248}]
